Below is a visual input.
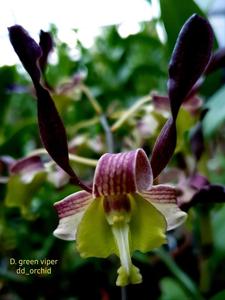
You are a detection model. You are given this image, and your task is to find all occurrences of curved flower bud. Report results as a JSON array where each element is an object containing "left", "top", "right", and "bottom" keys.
[
  {"left": 168, "top": 14, "right": 213, "bottom": 119},
  {"left": 39, "top": 30, "right": 54, "bottom": 74},
  {"left": 8, "top": 25, "right": 90, "bottom": 192},
  {"left": 151, "top": 15, "right": 213, "bottom": 178}
]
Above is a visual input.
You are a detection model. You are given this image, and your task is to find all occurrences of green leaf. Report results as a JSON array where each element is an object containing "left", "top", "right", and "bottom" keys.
[
  {"left": 157, "top": 248, "right": 203, "bottom": 299},
  {"left": 76, "top": 197, "right": 117, "bottom": 258},
  {"left": 159, "top": 0, "right": 204, "bottom": 53},
  {"left": 202, "top": 85, "right": 225, "bottom": 137},
  {"left": 129, "top": 194, "right": 167, "bottom": 253},
  {"left": 4, "top": 171, "right": 46, "bottom": 219},
  {"left": 210, "top": 290, "right": 225, "bottom": 300},
  {"left": 0, "top": 66, "right": 17, "bottom": 127},
  {"left": 159, "top": 277, "right": 190, "bottom": 300}
]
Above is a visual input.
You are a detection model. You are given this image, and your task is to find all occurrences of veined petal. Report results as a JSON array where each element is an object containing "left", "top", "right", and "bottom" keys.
[
  {"left": 53, "top": 191, "right": 93, "bottom": 241},
  {"left": 93, "top": 148, "right": 152, "bottom": 197},
  {"left": 140, "top": 185, "right": 187, "bottom": 231}
]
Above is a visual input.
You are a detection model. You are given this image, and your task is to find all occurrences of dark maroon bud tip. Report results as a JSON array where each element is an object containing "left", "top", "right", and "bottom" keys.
[
  {"left": 9, "top": 25, "right": 42, "bottom": 83},
  {"left": 168, "top": 14, "right": 214, "bottom": 119}
]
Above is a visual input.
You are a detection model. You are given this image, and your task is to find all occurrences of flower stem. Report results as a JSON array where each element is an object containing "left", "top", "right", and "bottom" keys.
[
  {"left": 28, "top": 148, "right": 98, "bottom": 166},
  {"left": 111, "top": 95, "right": 152, "bottom": 132},
  {"left": 80, "top": 84, "right": 102, "bottom": 115},
  {"left": 80, "top": 84, "right": 114, "bottom": 152},
  {"left": 199, "top": 207, "right": 213, "bottom": 295},
  {"left": 121, "top": 286, "right": 128, "bottom": 300},
  {"left": 156, "top": 248, "right": 203, "bottom": 300}
]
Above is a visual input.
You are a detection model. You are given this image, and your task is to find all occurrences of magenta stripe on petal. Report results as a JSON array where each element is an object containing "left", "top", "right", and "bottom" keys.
[
  {"left": 141, "top": 185, "right": 177, "bottom": 203},
  {"left": 54, "top": 191, "right": 92, "bottom": 218},
  {"left": 93, "top": 149, "right": 152, "bottom": 197}
]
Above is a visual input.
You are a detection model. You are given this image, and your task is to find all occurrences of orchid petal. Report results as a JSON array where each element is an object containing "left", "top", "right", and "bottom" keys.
[
  {"left": 10, "top": 155, "right": 44, "bottom": 184},
  {"left": 76, "top": 193, "right": 166, "bottom": 286},
  {"left": 53, "top": 191, "right": 93, "bottom": 241},
  {"left": 140, "top": 185, "right": 187, "bottom": 231},
  {"left": 129, "top": 194, "right": 167, "bottom": 252},
  {"left": 93, "top": 148, "right": 152, "bottom": 197},
  {"left": 76, "top": 197, "right": 117, "bottom": 258},
  {"left": 8, "top": 25, "right": 90, "bottom": 192}
]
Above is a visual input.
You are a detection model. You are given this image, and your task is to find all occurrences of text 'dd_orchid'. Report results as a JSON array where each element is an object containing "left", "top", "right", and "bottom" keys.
[{"left": 54, "top": 149, "right": 187, "bottom": 286}]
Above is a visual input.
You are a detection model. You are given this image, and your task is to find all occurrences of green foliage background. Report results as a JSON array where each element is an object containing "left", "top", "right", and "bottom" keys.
[{"left": 1, "top": 0, "right": 225, "bottom": 299}]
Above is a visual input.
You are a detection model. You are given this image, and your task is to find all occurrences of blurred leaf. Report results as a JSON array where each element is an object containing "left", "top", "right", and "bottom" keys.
[
  {"left": 4, "top": 171, "right": 46, "bottom": 219},
  {"left": 212, "top": 205, "right": 225, "bottom": 257},
  {"left": 159, "top": 277, "right": 190, "bottom": 300},
  {"left": 202, "top": 85, "right": 225, "bottom": 137},
  {"left": 210, "top": 290, "right": 225, "bottom": 300},
  {"left": 176, "top": 108, "right": 194, "bottom": 153},
  {"left": 0, "top": 66, "right": 17, "bottom": 127},
  {"left": 156, "top": 248, "right": 203, "bottom": 299}
]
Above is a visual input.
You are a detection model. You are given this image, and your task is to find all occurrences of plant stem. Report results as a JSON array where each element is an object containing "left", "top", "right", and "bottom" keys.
[
  {"left": 80, "top": 84, "right": 114, "bottom": 152},
  {"left": 28, "top": 148, "right": 98, "bottom": 166},
  {"left": 156, "top": 248, "right": 204, "bottom": 300},
  {"left": 199, "top": 208, "right": 213, "bottom": 295},
  {"left": 99, "top": 115, "right": 114, "bottom": 153},
  {"left": 80, "top": 84, "right": 102, "bottom": 114},
  {"left": 121, "top": 286, "right": 128, "bottom": 300},
  {"left": 111, "top": 95, "right": 152, "bottom": 132}
]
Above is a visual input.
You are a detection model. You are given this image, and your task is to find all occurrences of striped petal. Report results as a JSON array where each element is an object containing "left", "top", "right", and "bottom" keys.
[
  {"left": 93, "top": 148, "right": 152, "bottom": 197},
  {"left": 140, "top": 185, "right": 187, "bottom": 231},
  {"left": 53, "top": 191, "right": 93, "bottom": 240}
]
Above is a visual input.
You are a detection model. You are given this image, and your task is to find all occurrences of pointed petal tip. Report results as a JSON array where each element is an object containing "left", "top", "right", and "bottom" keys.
[
  {"left": 141, "top": 185, "right": 187, "bottom": 231},
  {"left": 53, "top": 212, "right": 85, "bottom": 241},
  {"left": 53, "top": 229, "right": 75, "bottom": 241},
  {"left": 166, "top": 209, "right": 187, "bottom": 231}
]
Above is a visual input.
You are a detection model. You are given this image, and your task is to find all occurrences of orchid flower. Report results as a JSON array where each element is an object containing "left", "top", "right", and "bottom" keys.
[
  {"left": 8, "top": 14, "right": 213, "bottom": 286},
  {"left": 53, "top": 148, "right": 187, "bottom": 286}
]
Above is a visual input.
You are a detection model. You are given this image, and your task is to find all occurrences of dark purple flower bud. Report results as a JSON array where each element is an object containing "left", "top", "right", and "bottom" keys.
[
  {"left": 151, "top": 15, "right": 213, "bottom": 178},
  {"left": 8, "top": 25, "right": 90, "bottom": 192},
  {"left": 189, "top": 184, "right": 225, "bottom": 207},
  {"left": 150, "top": 117, "right": 176, "bottom": 178},
  {"left": 39, "top": 30, "right": 54, "bottom": 73},
  {"left": 8, "top": 25, "right": 42, "bottom": 84},
  {"left": 168, "top": 14, "right": 213, "bottom": 118}
]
